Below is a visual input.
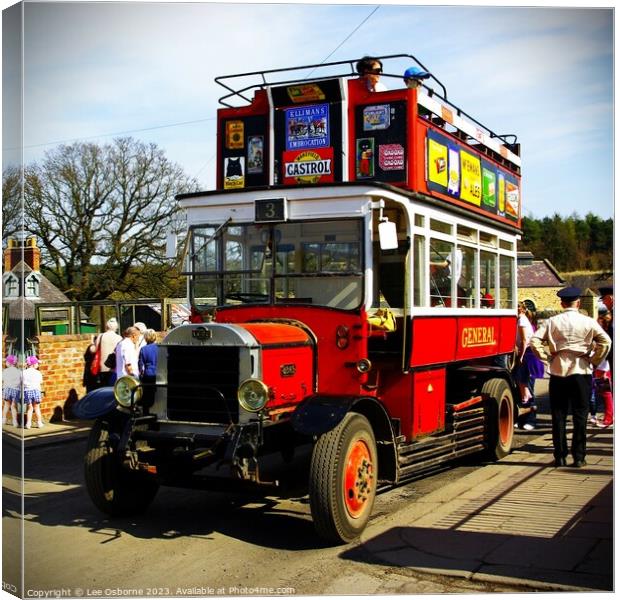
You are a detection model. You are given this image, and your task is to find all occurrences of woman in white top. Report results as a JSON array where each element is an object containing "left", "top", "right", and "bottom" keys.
[
  {"left": 23, "top": 355, "right": 44, "bottom": 429},
  {"left": 2, "top": 355, "right": 21, "bottom": 426},
  {"left": 115, "top": 327, "right": 141, "bottom": 380},
  {"left": 515, "top": 303, "right": 545, "bottom": 430}
]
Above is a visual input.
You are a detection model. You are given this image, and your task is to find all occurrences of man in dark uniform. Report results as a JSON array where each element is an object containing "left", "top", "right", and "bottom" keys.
[{"left": 530, "top": 287, "right": 611, "bottom": 468}]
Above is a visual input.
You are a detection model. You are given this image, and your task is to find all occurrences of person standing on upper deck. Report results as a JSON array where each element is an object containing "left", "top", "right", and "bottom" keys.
[
  {"left": 403, "top": 66, "right": 431, "bottom": 90},
  {"left": 355, "top": 56, "right": 387, "bottom": 92},
  {"left": 529, "top": 287, "right": 611, "bottom": 468}
]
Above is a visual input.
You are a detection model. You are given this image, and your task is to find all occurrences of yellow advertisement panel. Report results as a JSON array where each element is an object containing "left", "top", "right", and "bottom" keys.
[
  {"left": 226, "top": 120, "right": 244, "bottom": 150},
  {"left": 428, "top": 138, "right": 448, "bottom": 187},
  {"left": 498, "top": 173, "right": 505, "bottom": 213},
  {"left": 460, "top": 151, "right": 482, "bottom": 206}
]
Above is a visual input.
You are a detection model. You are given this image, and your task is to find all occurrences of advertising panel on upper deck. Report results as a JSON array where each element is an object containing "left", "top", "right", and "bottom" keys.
[
  {"left": 285, "top": 104, "right": 330, "bottom": 151},
  {"left": 426, "top": 129, "right": 520, "bottom": 222}
]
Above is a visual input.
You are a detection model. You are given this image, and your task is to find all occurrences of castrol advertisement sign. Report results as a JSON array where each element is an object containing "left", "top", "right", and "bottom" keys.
[{"left": 283, "top": 147, "right": 334, "bottom": 185}]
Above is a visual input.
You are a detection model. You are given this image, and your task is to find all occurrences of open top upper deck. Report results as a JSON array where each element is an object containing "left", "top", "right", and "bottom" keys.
[{"left": 212, "top": 54, "right": 522, "bottom": 230}]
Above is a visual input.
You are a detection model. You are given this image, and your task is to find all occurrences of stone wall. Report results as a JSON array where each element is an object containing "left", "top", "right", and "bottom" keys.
[
  {"left": 518, "top": 287, "right": 598, "bottom": 318},
  {"left": 518, "top": 288, "right": 562, "bottom": 313}
]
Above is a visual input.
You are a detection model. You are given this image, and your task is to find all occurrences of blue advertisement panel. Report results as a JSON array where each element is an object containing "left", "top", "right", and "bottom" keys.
[{"left": 285, "top": 104, "right": 330, "bottom": 151}]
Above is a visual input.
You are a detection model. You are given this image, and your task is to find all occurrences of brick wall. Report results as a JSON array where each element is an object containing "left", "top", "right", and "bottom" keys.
[{"left": 35, "top": 333, "right": 93, "bottom": 421}]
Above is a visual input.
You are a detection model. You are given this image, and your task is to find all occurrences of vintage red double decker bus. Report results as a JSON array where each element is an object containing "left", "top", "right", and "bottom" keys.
[{"left": 79, "top": 55, "right": 523, "bottom": 543}]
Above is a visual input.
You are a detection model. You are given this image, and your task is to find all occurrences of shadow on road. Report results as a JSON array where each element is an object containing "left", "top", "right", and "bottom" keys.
[
  {"left": 341, "top": 482, "right": 613, "bottom": 592},
  {"left": 6, "top": 465, "right": 329, "bottom": 550}
]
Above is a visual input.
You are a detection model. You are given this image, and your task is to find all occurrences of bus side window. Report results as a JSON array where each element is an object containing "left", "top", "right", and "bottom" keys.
[{"left": 430, "top": 240, "right": 454, "bottom": 307}]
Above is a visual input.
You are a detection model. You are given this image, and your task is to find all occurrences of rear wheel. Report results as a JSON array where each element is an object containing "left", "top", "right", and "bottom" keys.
[
  {"left": 309, "top": 413, "right": 377, "bottom": 544},
  {"left": 482, "top": 378, "right": 515, "bottom": 460},
  {"left": 84, "top": 417, "right": 159, "bottom": 516}
]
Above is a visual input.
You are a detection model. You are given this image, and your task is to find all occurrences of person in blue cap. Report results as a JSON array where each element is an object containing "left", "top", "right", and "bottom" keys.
[
  {"left": 403, "top": 66, "right": 431, "bottom": 90},
  {"left": 530, "top": 286, "right": 611, "bottom": 468}
]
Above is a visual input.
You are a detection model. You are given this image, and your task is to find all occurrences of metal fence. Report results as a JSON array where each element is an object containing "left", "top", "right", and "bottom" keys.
[{"left": 33, "top": 298, "right": 190, "bottom": 336}]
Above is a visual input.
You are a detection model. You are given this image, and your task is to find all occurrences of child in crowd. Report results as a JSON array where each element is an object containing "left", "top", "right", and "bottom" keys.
[
  {"left": 594, "top": 308, "right": 613, "bottom": 428},
  {"left": 23, "top": 355, "right": 44, "bottom": 429},
  {"left": 2, "top": 355, "right": 21, "bottom": 427}
]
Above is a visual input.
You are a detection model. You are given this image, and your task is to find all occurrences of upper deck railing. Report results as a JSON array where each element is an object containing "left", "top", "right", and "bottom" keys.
[{"left": 214, "top": 54, "right": 519, "bottom": 155}]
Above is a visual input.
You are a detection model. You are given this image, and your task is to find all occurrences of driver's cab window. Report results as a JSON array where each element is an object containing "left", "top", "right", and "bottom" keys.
[{"left": 370, "top": 204, "right": 408, "bottom": 335}]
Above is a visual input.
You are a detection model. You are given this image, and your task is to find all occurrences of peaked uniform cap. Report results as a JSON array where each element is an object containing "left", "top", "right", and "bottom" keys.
[{"left": 557, "top": 286, "right": 582, "bottom": 301}]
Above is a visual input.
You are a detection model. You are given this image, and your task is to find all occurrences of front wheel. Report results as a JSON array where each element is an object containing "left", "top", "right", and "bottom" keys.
[
  {"left": 482, "top": 378, "right": 515, "bottom": 460},
  {"left": 309, "top": 413, "right": 378, "bottom": 544},
  {"left": 84, "top": 417, "right": 159, "bottom": 516}
]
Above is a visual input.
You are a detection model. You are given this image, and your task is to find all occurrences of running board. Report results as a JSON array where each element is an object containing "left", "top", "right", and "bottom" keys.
[{"left": 396, "top": 404, "right": 487, "bottom": 479}]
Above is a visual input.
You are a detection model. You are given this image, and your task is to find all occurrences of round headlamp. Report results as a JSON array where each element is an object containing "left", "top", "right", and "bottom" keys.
[
  {"left": 237, "top": 379, "right": 269, "bottom": 413},
  {"left": 114, "top": 376, "right": 142, "bottom": 408}
]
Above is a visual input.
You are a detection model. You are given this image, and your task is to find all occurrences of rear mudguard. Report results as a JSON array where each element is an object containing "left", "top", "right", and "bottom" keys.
[{"left": 73, "top": 387, "right": 116, "bottom": 419}]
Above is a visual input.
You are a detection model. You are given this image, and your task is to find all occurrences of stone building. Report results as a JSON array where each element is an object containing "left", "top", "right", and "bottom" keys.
[
  {"left": 2, "top": 235, "right": 72, "bottom": 351},
  {"left": 517, "top": 251, "right": 566, "bottom": 312}
]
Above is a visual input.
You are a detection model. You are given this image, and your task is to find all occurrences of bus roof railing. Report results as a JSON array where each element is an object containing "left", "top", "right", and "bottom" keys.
[{"left": 214, "top": 54, "right": 518, "bottom": 151}]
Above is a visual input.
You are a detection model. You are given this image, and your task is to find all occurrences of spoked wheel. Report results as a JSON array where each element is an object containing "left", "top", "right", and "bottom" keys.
[
  {"left": 84, "top": 416, "right": 159, "bottom": 516},
  {"left": 309, "top": 413, "right": 378, "bottom": 544},
  {"left": 482, "top": 378, "right": 515, "bottom": 460}
]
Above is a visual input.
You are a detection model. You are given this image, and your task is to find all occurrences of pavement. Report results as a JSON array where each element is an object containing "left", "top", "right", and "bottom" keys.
[
  {"left": 2, "top": 417, "right": 92, "bottom": 448},
  {"left": 2, "top": 378, "right": 615, "bottom": 592}
]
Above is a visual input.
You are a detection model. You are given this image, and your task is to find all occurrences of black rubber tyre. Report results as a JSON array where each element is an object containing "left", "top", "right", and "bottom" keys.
[
  {"left": 482, "top": 378, "right": 515, "bottom": 460},
  {"left": 84, "top": 417, "right": 159, "bottom": 516},
  {"left": 309, "top": 413, "right": 378, "bottom": 544}
]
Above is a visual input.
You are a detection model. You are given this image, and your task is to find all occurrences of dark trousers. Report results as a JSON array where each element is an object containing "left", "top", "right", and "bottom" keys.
[{"left": 549, "top": 374, "right": 591, "bottom": 462}]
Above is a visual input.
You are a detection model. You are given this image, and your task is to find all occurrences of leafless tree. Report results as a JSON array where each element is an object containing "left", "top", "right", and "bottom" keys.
[
  {"left": 2, "top": 165, "right": 23, "bottom": 240},
  {"left": 20, "top": 137, "right": 198, "bottom": 300}
]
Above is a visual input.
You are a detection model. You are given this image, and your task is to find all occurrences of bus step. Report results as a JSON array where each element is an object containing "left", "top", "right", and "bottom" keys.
[
  {"left": 398, "top": 443, "right": 486, "bottom": 479},
  {"left": 398, "top": 428, "right": 485, "bottom": 466}
]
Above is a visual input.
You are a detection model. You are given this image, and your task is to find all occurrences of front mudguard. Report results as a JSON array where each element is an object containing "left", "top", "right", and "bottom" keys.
[
  {"left": 73, "top": 387, "right": 117, "bottom": 419},
  {"left": 291, "top": 394, "right": 395, "bottom": 441},
  {"left": 290, "top": 395, "right": 355, "bottom": 436},
  {"left": 291, "top": 394, "right": 398, "bottom": 483}
]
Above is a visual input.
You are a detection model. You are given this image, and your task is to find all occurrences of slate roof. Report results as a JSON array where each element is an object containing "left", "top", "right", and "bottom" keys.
[
  {"left": 517, "top": 257, "right": 565, "bottom": 288},
  {"left": 3, "top": 261, "right": 71, "bottom": 320}
]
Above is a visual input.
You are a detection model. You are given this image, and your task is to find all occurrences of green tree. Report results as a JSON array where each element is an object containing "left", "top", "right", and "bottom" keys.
[{"left": 519, "top": 212, "right": 613, "bottom": 271}]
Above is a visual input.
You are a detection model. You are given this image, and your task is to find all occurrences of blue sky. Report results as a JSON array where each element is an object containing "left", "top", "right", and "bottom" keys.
[{"left": 2, "top": 1, "right": 615, "bottom": 219}]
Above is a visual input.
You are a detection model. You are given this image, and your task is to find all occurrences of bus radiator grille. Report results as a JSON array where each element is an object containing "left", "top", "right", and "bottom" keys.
[{"left": 165, "top": 346, "right": 240, "bottom": 424}]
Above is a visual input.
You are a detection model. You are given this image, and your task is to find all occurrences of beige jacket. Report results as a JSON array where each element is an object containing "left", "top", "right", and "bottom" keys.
[
  {"left": 97, "top": 330, "right": 123, "bottom": 373},
  {"left": 529, "top": 308, "right": 611, "bottom": 377}
]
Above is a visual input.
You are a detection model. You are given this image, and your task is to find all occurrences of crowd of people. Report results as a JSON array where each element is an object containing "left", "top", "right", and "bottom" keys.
[
  {"left": 528, "top": 286, "right": 612, "bottom": 468},
  {"left": 83, "top": 318, "right": 159, "bottom": 396},
  {"left": 1, "top": 319, "right": 160, "bottom": 429}
]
